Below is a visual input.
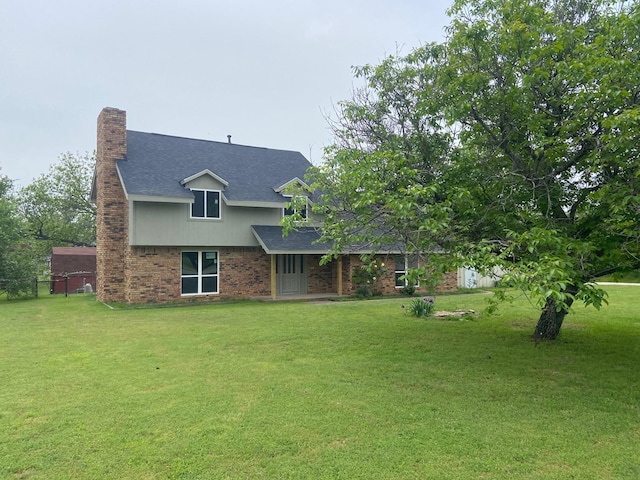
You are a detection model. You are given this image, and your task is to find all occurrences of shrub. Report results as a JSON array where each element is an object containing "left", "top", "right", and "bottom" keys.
[
  {"left": 355, "top": 286, "right": 373, "bottom": 298},
  {"left": 401, "top": 284, "right": 416, "bottom": 296},
  {"left": 352, "top": 258, "right": 388, "bottom": 297},
  {"left": 405, "top": 296, "right": 435, "bottom": 318}
]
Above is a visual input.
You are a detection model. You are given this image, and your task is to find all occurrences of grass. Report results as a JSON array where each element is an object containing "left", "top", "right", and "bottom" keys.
[
  {"left": 1, "top": 288, "right": 639, "bottom": 479},
  {"left": 597, "top": 269, "right": 640, "bottom": 283}
]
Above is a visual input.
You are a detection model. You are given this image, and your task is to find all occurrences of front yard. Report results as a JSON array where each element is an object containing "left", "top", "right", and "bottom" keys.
[{"left": 1, "top": 288, "right": 639, "bottom": 479}]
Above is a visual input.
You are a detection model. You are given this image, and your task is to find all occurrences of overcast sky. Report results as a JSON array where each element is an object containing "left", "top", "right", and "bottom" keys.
[{"left": 1, "top": 0, "right": 452, "bottom": 186}]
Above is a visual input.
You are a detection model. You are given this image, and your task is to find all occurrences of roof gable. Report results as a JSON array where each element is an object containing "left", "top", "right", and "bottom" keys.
[
  {"left": 273, "top": 177, "right": 310, "bottom": 194},
  {"left": 180, "top": 169, "right": 229, "bottom": 187}
]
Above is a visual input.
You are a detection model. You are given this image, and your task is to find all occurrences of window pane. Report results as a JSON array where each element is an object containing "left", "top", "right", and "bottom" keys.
[
  {"left": 202, "top": 252, "right": 218, "bottom": 274},
  {"left": 192, "top": 190, "right": 205, "bottom": 217},
  {"left": 395, "top": 272, "right": 405, "bottom": 287},
  {"left": 408, "top": 254, "right": 419, "bottom": 269},
  {"left": 206, "top": 191, "right": 220, "bottom": 218},
  {"left": 202, "top": 276, "right": 218, "bottom": 293},
  {"left": 395, "top": 255, "right": 405, "bottom": 270},
  {"left": 182, "top": 252, "right": 198, "bottom": 275},
  {"left": 182, "top": 277, "right": 198, "bottom": 294}
]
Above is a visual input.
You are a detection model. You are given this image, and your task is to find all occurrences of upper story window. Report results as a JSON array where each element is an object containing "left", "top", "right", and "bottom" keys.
[
  {"left": 191, "top": 189, "right": 221, "bottom": 219},
  {"left": 283, "top": 195, "right": 307, "bottom": 220}
]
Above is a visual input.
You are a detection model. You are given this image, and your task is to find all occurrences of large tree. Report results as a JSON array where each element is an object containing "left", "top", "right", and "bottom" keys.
[
  {"left": 444, "top": 0, "right": 640, "bottom": 339},
  {"left": 19, "top": 152, "right": 96, "bottom": 257},
  {"left": 308, "top": 0, "right": 640, "bottom": 340}
]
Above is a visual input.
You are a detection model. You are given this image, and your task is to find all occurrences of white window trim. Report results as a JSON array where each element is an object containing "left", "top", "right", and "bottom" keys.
[
  {"left": 181, "top": 250, "right": 220, "bottom": 296},
  {"left": 190, "top": 189, "right": 222, "bottom": 220},
  {"left": 282, "top": 194, "right": 308, "bottom": 220},
  {"left": 395, "top": 255, "right": 420, "bottom": 289}
]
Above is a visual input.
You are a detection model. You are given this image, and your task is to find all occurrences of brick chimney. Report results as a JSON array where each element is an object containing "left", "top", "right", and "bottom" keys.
[{"left": 95, "top": 107, "right": 128, "bottom": 303}]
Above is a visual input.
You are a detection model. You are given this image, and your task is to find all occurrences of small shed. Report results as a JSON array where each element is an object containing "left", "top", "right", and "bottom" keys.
[{"left": 50, "top": 247, "right": 96, "bottom": 294}]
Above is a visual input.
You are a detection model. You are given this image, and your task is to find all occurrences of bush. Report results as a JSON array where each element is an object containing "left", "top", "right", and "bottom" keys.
[
  {"left": 352, "top": 258, "right": 388, "bottom": 297},
  {"left": 355, "top": 286, "right": 373, "bottom": 298},
  {"left": 401, "top": 284, "right": 416, "bottom": 296}
]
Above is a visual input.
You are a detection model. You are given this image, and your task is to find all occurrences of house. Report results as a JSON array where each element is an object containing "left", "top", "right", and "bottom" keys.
[
  {"left": 50, "top": 246, "right": 96, "bottom": 294},
  {"left": 92, "top": 107, "right": 457, "bottom": 304}
]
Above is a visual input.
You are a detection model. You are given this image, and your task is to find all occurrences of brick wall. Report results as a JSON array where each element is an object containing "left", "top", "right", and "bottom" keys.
[
  {"left": 436, "top": 269, "right": 458, "bottom": 292},
  {"left": 98, "top": 242, "right": 459, "bottom": 304},
  {"left": 95, "top": 107, "right": 128, "bottom": 303},
  {"left": 341, "top": 254, "right": 396, "bottom": 296},
  {"left": 219, "top": 247, "right": 272, "bottom": 298},
  {"left": 307, "top": 254, "right": 335, "bottom": 294},
  {"left": 341, "top": 253, "right": 458, "bottom": 296},
  {"left": 124, "top": 247, "right": 181, "bottom": 303},
  {"left": 118, "top": 247, "right": 273, "bottom": 303}
]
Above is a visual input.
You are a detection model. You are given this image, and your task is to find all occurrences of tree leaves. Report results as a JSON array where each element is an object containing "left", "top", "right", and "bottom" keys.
[
  {"left": 0, "top": 171, "right": 38, "bottom": 297},
  {"left": 18, "top": 152, "right": 96, "bottom": 256}
]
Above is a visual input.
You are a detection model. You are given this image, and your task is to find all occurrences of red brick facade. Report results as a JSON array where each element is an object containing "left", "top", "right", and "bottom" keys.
[
  {"left": 306, "top": 255, "right": 336, "bottom": 294},
  {"left": 219, "top": 247, "right": 271, "bottom": 298},
  {"left": 124, "top": 247, "right": 181, "bottom": 303},
  {"left": 341, "top": 254, "right": 457, "bottom": 296}
]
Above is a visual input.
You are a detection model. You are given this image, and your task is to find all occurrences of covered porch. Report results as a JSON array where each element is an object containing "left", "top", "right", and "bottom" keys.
[{"left": 251, "top": 225, "right": 345, "bottom": 300}]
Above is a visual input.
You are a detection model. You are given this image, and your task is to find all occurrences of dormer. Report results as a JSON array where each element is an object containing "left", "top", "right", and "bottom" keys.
[
  {"left": 275, "top": 177, "right": 312, "bottom": 220},
  {"left": 181, "top": 170, "right": 229, "bottom": 220}
]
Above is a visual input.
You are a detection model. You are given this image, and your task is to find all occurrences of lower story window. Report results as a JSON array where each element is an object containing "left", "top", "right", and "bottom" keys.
[
  {"left": 395, "top": 254, "right": 420, "bottom": 288},
  {"left": 181, "top": 251, "right": 219, "bottom": 295}
]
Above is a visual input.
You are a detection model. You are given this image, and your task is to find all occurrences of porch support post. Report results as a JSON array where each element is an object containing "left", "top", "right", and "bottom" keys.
[
  {"left": 337, "top": 255, "right": 343, "bottom": 296},
  {"left": 270, "top": 254, "right": 277, "bottom": 300}
]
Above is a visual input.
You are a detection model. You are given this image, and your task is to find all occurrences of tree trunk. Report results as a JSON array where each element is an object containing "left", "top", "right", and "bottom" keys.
[{"left": 533, "top": 286, "right": 578, "bottom": 341}]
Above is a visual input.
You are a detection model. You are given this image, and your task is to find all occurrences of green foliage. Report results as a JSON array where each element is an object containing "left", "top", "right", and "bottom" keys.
[
  {"left": 0, "top": 170, "right": 38, "bottom": 298},
  {"left": 352, "top": 256, "right": 388, "bottom": 297},
  {"left": 401, "top": 284, "right": 416, "bottom": 296},
  {"left": 307, "top": 44, "right": 456, "bottom": 266},
  {"left": 19, "top": 152, "right": 96, "bottom": 258},
  {"left": 405, "top": 296, "right": 435, "bottom": 317}
]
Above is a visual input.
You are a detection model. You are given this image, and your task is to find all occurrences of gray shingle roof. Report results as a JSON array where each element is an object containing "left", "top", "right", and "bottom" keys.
[
  {"left": 251, "top": 225, "right": 404, "bottom": 255},
  {"left": 251, "top": 226, "right": 332, "bottom": 254},
  {"left": 117, "top": 131, "right": 313, "bottom": 203}
]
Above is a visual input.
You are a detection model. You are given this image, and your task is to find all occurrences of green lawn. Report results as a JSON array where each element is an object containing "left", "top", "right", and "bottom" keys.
[
  {"left": 1, "top": 288, "right": 639, "bottom": 479},
  {"left": 598, "top": 270, "right": 640, "bottom": 283}
]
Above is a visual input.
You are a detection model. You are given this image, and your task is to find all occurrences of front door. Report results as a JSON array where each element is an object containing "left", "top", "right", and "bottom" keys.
[{"left": 277, "top": 254, "right": 307, "bottom": 295}]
